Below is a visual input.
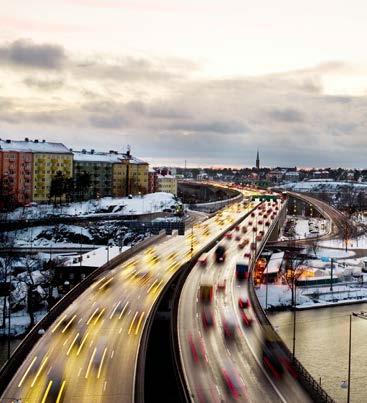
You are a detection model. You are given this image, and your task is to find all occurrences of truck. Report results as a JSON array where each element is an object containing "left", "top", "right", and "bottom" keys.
[
  {"left": 236, "top": 260, "right": 249, "bottom": 281},
  {"left": 199, "top": 284, "right": 213, "bottom": 303},
  {"left": 215, "top": 245, "right": 226, "bottom": 263}
]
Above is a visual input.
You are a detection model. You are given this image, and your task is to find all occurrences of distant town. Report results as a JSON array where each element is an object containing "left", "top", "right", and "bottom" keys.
[{"left": 1, "top": 139, "right": 367, "bottom": 215}]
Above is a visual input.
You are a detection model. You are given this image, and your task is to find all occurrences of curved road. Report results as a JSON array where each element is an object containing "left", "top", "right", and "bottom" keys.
[
  {"left": 178, "top": 198, "right": 312, "bottom": 402},
  {"left": 1, "top": 193, "right": 255, "bottom": 402}
]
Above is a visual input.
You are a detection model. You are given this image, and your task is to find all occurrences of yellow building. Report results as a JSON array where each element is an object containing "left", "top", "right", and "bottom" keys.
[
  {"left": 112, "top": 153, "right": 149, "bottom": 197},
  {"left": 157, "top": 174, "right": 177, "bottom": 195},
  {"left": 31, "top": 141, "right": 73, "bottom": 202}
]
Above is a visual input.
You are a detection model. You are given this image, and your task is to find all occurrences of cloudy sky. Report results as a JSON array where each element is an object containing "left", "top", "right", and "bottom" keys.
[{"left": 1, "top": 0, "right": 367, "bottom": 168}]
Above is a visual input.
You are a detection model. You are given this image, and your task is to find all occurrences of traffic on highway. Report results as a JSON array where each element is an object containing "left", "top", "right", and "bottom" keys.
[
  {"left": 178, "top": 197, "right": 313, "bottom": 402},
  {"left": 1, "top": 189, "right": 258, "bottom": 402}
]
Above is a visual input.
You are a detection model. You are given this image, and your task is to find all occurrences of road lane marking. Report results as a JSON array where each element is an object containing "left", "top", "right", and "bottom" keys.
[
  {"left": 109, "top": 300, "right": 121, "bottom": 319},
  {"left": 41, "top": 380, "right": 53, "bottom": 403},
  {"left": 85, "top": 348, "right": 96, "bottom": 379},
  {"left": 67, "top": 333, "right": 80, "bottom": 356},
  {"left": 76, "top": 332, "right": 89, "bottom": 356},
  {"left": 31, "top": 355, "right": 49, "bottom": 387},
  {"left": 97, "top": 347, "right": 107, "bottom": 379},
  {"left": 135, "top": 312, "right": 145, "bottom": 335},
  {"left": 128, "top": 311, "right": 139, "bottom": 335},
  {"left": 56, "top": 380, "right": 66, "bottom": 403},
  {"left": 51, "top": 315, "right": 67, "bottom": 333},
  {"left": 87, "top": 308, "right": 99, "bottom": 325},
  {"left": 18, "top": 356, "right": 38, "bottom": 387}
]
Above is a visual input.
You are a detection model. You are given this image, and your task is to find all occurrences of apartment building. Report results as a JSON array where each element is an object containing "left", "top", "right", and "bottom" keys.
[
  {"left": 73, "top": 148, "right": 149, "bottom": 198},
  {"left": 73, "top": 149, "right": 117, "bottom": 199},
  {"left": 0, "top": 138, "right": 73, "bottom": 204},
  {"left": 157, "top": 174, "right": 177, "bottom": 195},
  {"left": 0, "top": 139, "right": 33, "bottom": 206},
  {"left": 31, "top": 141, "right": 73, "bottom": 202}
]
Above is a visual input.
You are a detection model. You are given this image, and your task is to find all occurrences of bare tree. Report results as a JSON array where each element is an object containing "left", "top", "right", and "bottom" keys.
[{"left": 0, "top": 255, "right": 14, "bottom": 329}]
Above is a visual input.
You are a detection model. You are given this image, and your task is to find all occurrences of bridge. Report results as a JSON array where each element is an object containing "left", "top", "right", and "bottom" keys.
[{"left": 0, "top": 186, "right": 337, "bottom": 402}]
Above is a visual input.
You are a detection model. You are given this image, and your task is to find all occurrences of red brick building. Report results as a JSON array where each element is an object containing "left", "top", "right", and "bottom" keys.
[
  {"left": 0, "top": 140, "right": 33, "bottom": 207},
  {"left": 148, "top": 168, "right": 158, "bottom": 193}
]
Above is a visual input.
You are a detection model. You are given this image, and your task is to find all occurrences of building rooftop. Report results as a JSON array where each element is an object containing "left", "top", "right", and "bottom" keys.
[
  {"left": 73, "top": 150, "right": 148, "bottom": 165},
  {"left": 0, "top": 139, "right": 72, "bottom": 154}
]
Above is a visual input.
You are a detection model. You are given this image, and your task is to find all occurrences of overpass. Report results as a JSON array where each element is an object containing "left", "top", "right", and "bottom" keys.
[
  {"left": 268, "top": 191, "right": 359, "bottom": 248},
  {"left": 176, "top": 198, "right": 317, "bottom": 402},
  {"left": 0, "top": 186, "right": 335, "bottom": 403},
  {"left": 0, "top": 187, "right": 257, "bottom": 402}
]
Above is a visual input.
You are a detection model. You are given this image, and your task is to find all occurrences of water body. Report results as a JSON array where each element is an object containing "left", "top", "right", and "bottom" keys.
[{"left": 270, "top": 303, "right": 367, "bottom": 403}]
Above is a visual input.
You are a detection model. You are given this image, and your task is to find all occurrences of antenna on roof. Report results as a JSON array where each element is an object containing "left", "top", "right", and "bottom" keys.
[{"left": 126, "top": 144, "right": 131, "bottom": 157}]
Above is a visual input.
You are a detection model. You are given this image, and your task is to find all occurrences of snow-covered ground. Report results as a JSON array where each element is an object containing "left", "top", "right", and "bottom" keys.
[
  {"left": 280, "top": 216, "right": 328, "bottom": 241},
  {"left": 257, "top": 246, "right": 367, "bottom": 311},
  {"left": 280, "top": 180, "right": 367, "bottom": 193},
  {"left": 65, "top": 245, "right": 130, "bottom": 268},
  {"left": 6, "top": 222, "right": 150, "bottom": 249},
  {"left": 320, "top": 235, "right": 367, "bottom": 250},
  {"left": 2, "top": 192, "right": 179, "bottom": 221}
]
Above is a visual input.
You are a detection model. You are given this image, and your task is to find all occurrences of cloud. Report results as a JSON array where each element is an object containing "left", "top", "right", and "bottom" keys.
[
  {"left": 2, "top": 45, "right": 367, "bottom": 167},
  {"left": 0, "top": 39, "right": 66, "bottom": 69},
  {"left": 268, "top": 108, "right": 305, "bottom": 123},
  {"left": 167, "top": 120, "right": 248, "bottom": 134},
  {"left": 23, "top": 76, "right": 64, "bottom": 90}
]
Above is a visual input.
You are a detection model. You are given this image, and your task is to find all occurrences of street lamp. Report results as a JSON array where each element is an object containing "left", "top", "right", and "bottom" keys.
[
  {"left": 346, "top": 311, "right": 367, "bottom": 403},
  {"left": 106, "top": 246, "right": 110, "bottom": 263}
]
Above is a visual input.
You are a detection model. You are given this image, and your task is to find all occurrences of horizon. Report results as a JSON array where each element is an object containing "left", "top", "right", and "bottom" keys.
[{"left": 2, "top": 1, "right": 367, "bottom": 167}]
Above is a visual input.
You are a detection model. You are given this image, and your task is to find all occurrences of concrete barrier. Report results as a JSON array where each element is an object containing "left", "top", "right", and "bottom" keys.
[
  {"left": 0, "top": 231, "right": 166, "bottom": 396},
  {"left": 247, "top": 203, "right": 335, "bottom": 403}
]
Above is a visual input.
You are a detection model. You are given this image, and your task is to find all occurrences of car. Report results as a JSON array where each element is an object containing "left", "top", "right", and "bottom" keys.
[
  {"left": 201, "top": 307, "right": 214, "bottom": 328},
  {"left": 244, "top": 252, "right": 251, "bottom": 258},
  {"left": 235, "top": 234, "right": 241, "bottom": 241},
  {"left": 198, "top": 253, "right": 208, "bottom": 266},
  {"left": 225, "top": 232, "right": 233, "bottom": 239},
  {"left": 217, "top": 279, "right": 226, "bottom": 292},
  {"left": 248, "top": 221, "right": 253, "bottom": 226},
  {"left": 251, "top": 212, "right": 255, "bottom": 217},
  {"left": 188, "top": 333, "right": 207, "bottom": 363},
  {"left": 221, "top": 364, "right": 243, "bottom": 399},
  {"left": 222, "top": 314, "right": 236, "bottom": 339},
  {"left": 238, "top": 239, "right": 249, "bottom": 249},
  {"left": 241, "top": 311, "right": 253, "bottom": 327},
  {"left": 241, "top": 226, "right": 247, "bottom": 234},
  {"left": 235, "top": 225, "right": 240, "bottom": 231},
  {"left": 238, "top": 296, "right": 250, "bottom": 309}
]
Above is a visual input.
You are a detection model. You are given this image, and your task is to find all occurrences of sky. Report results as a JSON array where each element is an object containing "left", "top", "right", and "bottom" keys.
[{"left": 1, "top": 0, "right": 367, "bottom": 168}]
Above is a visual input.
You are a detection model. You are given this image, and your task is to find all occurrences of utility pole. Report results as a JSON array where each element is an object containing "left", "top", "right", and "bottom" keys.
[
  {"left": 330, "top": 258, "right": 334, "bottom": 292},
  {"left": 347, "top": 314, "right": 352, "bottom": 403}
]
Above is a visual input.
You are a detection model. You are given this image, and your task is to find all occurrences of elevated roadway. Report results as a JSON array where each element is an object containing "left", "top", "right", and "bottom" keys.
[
  {"left": 0, "top": 190, "right": 257, "bottom": 402},
  {"left": 177, "top": 199, "right": 314, "bottom": 402}
]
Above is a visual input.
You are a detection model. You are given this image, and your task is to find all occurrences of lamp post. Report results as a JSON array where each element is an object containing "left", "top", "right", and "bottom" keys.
[
  {"left": 346, "top": 311, "right": 367, "bottom": 403},
  {"left": 106, "top": 246, "right": 110, "bottom": 263}
]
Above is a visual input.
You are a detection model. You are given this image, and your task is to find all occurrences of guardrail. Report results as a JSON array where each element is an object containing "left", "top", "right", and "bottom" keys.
[
  {"left": 186, "top": 193, "right": 243, "bottom": 213},
  {"left": 171, "top": 201, "right": 265, "bottom": 403},
  {"left": 0, "top": 231, "right": 166, "bottom": 397},
  {"left": 247, "top": 202, "right": 335, "bottom": 403},
  {"left": 136, "top": 201, "right": 259, "bottom": 403}
]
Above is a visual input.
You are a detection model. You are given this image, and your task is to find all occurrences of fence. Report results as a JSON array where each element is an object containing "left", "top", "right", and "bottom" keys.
[{"left": 247, "top": 203, "right": 335, "bottom": 403}]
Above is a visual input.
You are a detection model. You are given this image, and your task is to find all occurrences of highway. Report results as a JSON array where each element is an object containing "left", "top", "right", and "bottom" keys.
[
  {"left": 178, "top": 198, "right": 312, "bottom": 402},
  {"left": 270, "top": 191, "right": 360, "bottom": 248},
  {"left": 1, "top": 193, "right": 256, "bottom": 402}
]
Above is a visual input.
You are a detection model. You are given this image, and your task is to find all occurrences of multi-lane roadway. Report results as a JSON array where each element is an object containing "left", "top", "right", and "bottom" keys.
[
  {"left": 178, "top": 198, "right": 312, "bottom": 402},
  {"left": 1, "top": 192, "right": 256, "bottom": 402}
]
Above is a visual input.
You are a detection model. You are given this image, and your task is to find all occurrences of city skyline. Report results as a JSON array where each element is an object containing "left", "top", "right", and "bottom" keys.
[{"left": 1, "top": 0, "right": 367, "bottom": 167}]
